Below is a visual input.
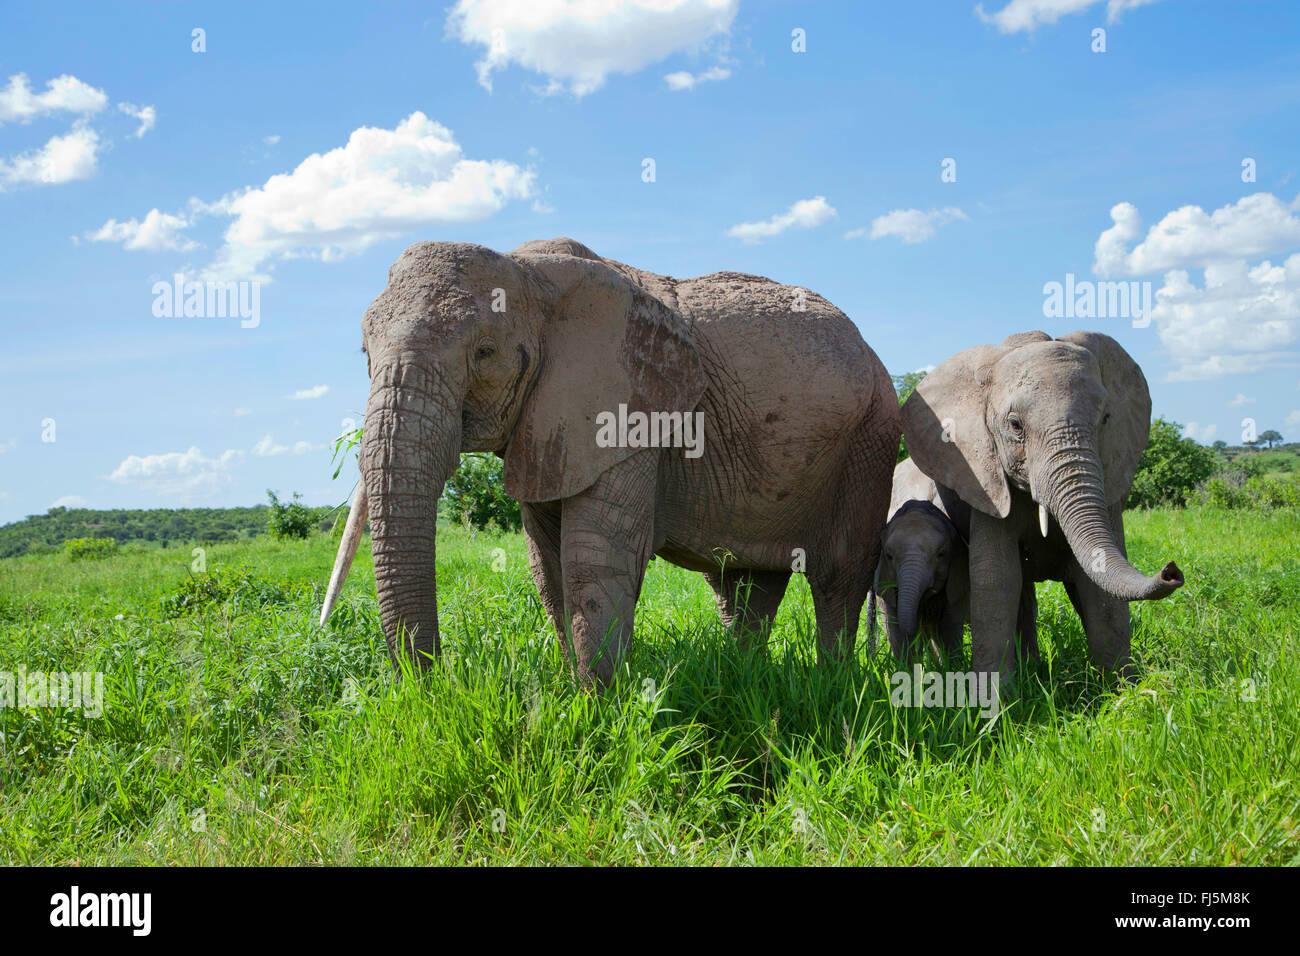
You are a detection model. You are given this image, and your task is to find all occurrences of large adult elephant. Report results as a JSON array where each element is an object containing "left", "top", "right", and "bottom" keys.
[
  {"left": 900, "top": 330, "right": 1183, "bottom": 686},
  {"left": 320, "top": 237, "right": 899, "bottom": 685}
]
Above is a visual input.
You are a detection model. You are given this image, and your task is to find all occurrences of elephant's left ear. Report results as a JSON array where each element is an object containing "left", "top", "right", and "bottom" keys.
[
  {"left": 1057, "top": 331, "right": 1152, "bottom": 506},
  {"left": 503, "top": 255, "right": 707, "bottom": 502}
]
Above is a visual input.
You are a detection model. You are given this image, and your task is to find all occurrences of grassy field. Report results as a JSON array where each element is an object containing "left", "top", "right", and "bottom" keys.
[{"left": 1, "top": 507, "right": 1298, "bottom": 865}]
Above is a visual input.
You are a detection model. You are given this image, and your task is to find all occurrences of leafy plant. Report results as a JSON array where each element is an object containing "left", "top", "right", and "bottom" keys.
[
  {"left": 892, "top": 370, "right": 926, "bottom": 463},
  {"left": 159, "top": 565, "right": 294, "bottom": 618},
  {"left": 266, "top": 490, "right": 315, "bottom": 540},
  {"left": 64, "top": 537, "right": 118, "bottom": 561},
  {"left": 440, "top": 453, "right": 522, "bottom": 532},
  {"left": 1127, "top": 418, "right": 1218, "bottom": 508}
]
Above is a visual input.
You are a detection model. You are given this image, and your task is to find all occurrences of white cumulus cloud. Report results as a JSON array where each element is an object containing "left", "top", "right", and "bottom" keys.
[
  {"left": 85, "top": 209, "right": 197, "bottom": 252},
  {"left": 106, "top": 447, "right": 245, "bottom": 503},
  {"left": 726, "top": 196, "right": 837, "bottom": 243},
  {"left": 1092, "top": 193, "right": 1300, "bottom": 381},
  {"left": 90, "top": 113, "right": 535, "bottom": 281},
  {"left": 0, "top": 123, "right": 101, "bottom": 190},
  {"left": 446, "top": 0, "right": 738, "bottom": 96},
  {"left": 288, "top": 385, "right": 329, "bottom": 400},
  {"left": 975, "top": 0, "right": 1162, "bottom": 34},
  {"left": 117, "top": 102, "right": 156, "bottom": 138},
  {"left": 854, "top": 206, "right": 968, "bottom": 244},
  {"left": 0, "top": 73, "right": 108, "bottom": 124},
  {"left": 1095, "top": 194, "right": 1300, "bottom": 278},
  {"left": 207, "top": 112, "right": 535, "bottom": 280},
  {"left": 664, "top": 66, "right": 731, "bottom": 91},
  {"left": 252, "top": 434, "right": 326, "bottom": 457},
  {"left": 1228, "top": 393, "right": 1255, "bottom": 407}
]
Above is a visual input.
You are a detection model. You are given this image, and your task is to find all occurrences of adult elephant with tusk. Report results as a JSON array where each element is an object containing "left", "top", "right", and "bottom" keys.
[
  {"left": 900, "top": 330, "right": 1183, "bottom": 688},
  {"left": 320, "top": 237, "right": 900, "bottom": 686}
]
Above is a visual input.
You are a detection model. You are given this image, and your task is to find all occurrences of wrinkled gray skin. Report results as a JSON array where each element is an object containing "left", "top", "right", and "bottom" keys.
[
  {"left": 321, "top": 238, "right": 900, "bottom": 686},
  {"left": 901, "top": 330, "right": 1184, "bottom": 688},
  {"left": 868, "top": 459, "right": 969, "bottom": 663}
]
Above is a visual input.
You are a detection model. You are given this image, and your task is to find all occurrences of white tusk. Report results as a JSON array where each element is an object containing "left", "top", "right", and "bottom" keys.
[
  {"left": 1039, "top": 503, "right": 1049, "bottom": 538},
  {"left": 319, "top": 481, "right": 368, "bottom": 626}
]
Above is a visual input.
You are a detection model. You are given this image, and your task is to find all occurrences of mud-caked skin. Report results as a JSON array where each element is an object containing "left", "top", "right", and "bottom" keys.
[
  {"left": 322, "top": 237, "right": 900, "bottom": 686},
  {"left": 900, "top": 330, "right": 1184, "bottom": 689},
  {"left": 868, "top": 459, "right": 970, "bottom": 664}
]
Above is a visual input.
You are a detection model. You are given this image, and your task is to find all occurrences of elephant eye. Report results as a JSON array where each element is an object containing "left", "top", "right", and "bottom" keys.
[
  {"left": 476, "top": 343, "right": 496, "bottom": 361},
  {"left": 1102, "top": 412, "right": 1111, "bottom": 425},
  {"left": 1008, "top": 414, "right": 1024, "bottom": 436}
]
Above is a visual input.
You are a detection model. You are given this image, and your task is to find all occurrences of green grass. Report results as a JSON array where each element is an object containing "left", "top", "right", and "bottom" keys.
[{"left": 1, "top": 509, "right": 1298, "bottom": 865}]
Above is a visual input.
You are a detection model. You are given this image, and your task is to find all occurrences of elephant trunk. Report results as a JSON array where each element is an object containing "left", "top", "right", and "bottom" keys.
[
  {"left": 362, "top": 359, "right": 461, "bottom": 668},
  {"left": 895, "top": 557, "right": 932, "bottom": 642},
  {"left": 1037, "top": 428, "right": 1182, "bottom": 602}
]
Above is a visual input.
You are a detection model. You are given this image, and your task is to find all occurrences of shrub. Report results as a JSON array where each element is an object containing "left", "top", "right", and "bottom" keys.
[
  {"left": 439, "top": 453, "right": 522, "bottom": 532},
  {"left": 1127, "top": 418, "right": 1218, "bottom": 508},
  {"left": 160, "top": 566, "right": 295, "bottom": 618},
  {"left": 1191, "top": 474, "right": 1300, "bottom": 511},
  {"left": 266, "top": 490, "right": 314, "bottom": 540},
  {"left": 64, "top": 537, "right": 118, "bottom": 561},
  {"left": 892, "top": 370, "right": 926, "bottom": 463}
]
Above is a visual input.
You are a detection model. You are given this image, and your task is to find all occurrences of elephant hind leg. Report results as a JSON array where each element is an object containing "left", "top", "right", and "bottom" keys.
[
  {"left": 1017, "top": 580, "right": 1040, "bottom": 666},
  {"left": 704, "top": 568, "right": 791, "bottom": 653}
]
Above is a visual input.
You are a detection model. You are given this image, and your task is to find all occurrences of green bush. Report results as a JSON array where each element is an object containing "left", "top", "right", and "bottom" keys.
[
  {"left": 266, "top": 490, "right": 315, "bottom": 540},
  {"left": 1127, "top": 418, "right": 1218, "bottom": 508},
  {"left": 1191, "top": 473, "right": 1300, "bottom": 511},
  {"left": 439, "top": 453, "right": 522, "bottom": 532},
  {"left": 160, "top": 566, "right": 295, "bottom": 618},
  {"left": 892, "top": 370, "right": 925, "bottom": 463},
  {"left": 64, "top": 537, "right": 118, "bottom": 561}
]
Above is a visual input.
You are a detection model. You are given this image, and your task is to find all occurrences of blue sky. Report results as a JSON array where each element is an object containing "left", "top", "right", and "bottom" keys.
[{"left": 2, "top": 0, "right": 1299, "bottom": 524}]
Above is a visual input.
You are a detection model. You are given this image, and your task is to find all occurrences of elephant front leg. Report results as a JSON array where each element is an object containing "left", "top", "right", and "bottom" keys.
[
  {"left": 1064, "top": 503, "right": 1135, "bottom": 679},
  {"left": 521, "top": 501, "right": 566, "bottom": 648},
  {"left": 559, "top": 453, "right": 658, "bottom": 687},
  {"left": 1064, "top": 575, "right": 1133, "bottom": 677},
  {"left": 934, "top": 601, "right": 965, "bottom": 667},
  {"left": 968, "top": 508, "right": 1022, "bottom": 690}
]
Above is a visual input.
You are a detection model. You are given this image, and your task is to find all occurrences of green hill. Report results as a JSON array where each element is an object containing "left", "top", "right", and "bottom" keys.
[{"left": 0, "top": 504, "right": 343, "bottom": 559}]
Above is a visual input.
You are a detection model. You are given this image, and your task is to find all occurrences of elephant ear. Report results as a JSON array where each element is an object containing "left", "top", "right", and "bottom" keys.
[
  {"left": 901, "top": 344, "right": 1011, "bottom": 518},
  {"left": 1057, "top": 331, "right": 1152, "bottom": 506},
  {"left": 503, "top": 254, "right": 707, "bottom": 502}
]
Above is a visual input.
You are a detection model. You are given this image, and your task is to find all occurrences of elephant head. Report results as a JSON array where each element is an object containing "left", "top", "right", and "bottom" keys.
[
  {"left": 901, "top": 330, "right": 1183, "bottom": 603},
  {"left": 320, "top": 238, "right": 706, "bottom": 666},
  {"left": 876, "top": 500, "right": 962, "bottom": 647}
]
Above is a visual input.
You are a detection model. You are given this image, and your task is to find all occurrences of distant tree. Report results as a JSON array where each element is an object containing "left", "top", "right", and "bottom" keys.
[
  {"left": 1259, "top": 429, "right": 1283, "bottom": 449},
  {"left": 440, "top": 453, "right": 521, "bottom": 532},
  {"left": 891, "top": 369, "right": 928, "bottom": 463},
  {"left": 265, "top": 490, "right": 315, "bottom": 540},
  {"left": 1128, "top": 418, "right": 1218, "bottom": 508},
  {"left": 1212, "top": 440, "right": 1228, "bottom": 453}
]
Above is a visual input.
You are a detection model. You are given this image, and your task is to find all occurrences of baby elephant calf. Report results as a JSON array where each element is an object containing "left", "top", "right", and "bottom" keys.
[{"left": 869, "top": 459, "right": 969, "bottom": 664}]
